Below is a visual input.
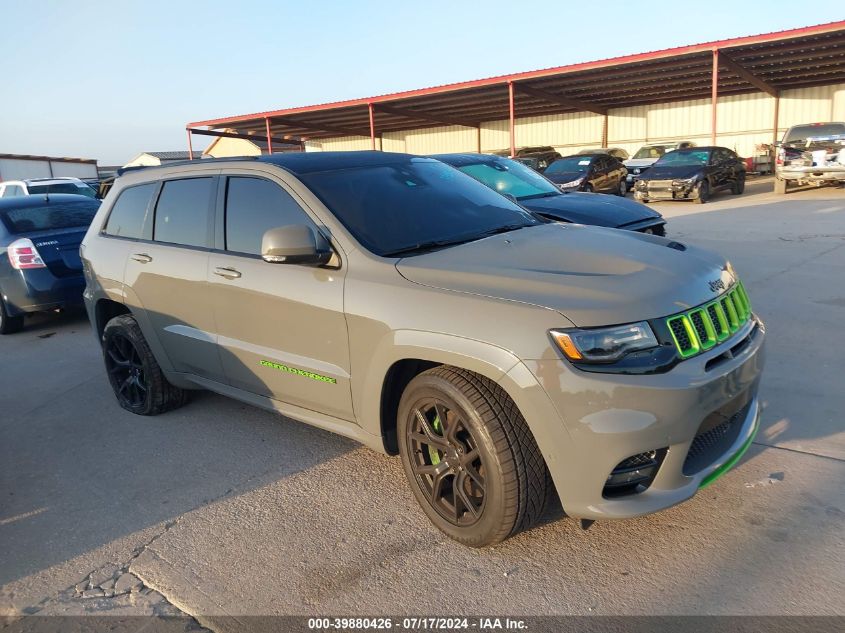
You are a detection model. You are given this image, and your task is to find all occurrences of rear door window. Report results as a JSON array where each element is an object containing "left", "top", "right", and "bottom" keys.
[
  {"left": 224, "top": 176, "right": 314, "bottom": 256},
  {"left": 104, "top": 183, "right": 156, "bottom": 239},
  {"left": 0, "top": 199, "right": 100, "bottom": 234},
  {"left": 153, "top": 178, "right": 214, "bottom": 248}
]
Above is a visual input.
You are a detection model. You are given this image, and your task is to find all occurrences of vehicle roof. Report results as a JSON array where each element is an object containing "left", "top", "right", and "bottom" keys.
[
  {"left": 3, "top": 177, "right": 88, "bottom": 186},
  {"left": 557, "top": 154, "right": 601, "bottom": 160},
  {"left": 431, "top": 153, "right": 509, "bottom": 166},
  {"left": 0, "top": 193, "right": 100, "bottom": 210},
  {"left": 120, "top": 151, "right": 437, "bottom": 179}
]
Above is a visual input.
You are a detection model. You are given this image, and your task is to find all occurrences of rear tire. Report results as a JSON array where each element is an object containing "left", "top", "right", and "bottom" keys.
[
  {"left": 102, "top": 314, "right": 187, "bottom": 415},
  {"left": 397, "top": 366, "right": 551, "bottom": 547},
  {"left": 774, "top": 177, "right": 788, "bottom": 195},
  {"left": 0, "top": 300, "right": 24, "bottom": 335},
  {"left": 616, "top": 180, "right": 627, "bottom": 196},
  {"left": 732, "top": 173, "right": 746, "bottom": 195}
]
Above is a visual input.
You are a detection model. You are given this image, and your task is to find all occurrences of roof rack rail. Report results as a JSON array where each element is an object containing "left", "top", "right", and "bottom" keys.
[{"left": 115, "top": 155, "right": 261, "bottom": 177}]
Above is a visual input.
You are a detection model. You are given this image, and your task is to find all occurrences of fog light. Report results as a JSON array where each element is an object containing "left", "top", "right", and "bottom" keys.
[{"left": 603, "top": 449, "right": 667, "bottom": 498}]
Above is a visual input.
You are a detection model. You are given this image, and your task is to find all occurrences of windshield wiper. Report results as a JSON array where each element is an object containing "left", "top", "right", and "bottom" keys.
[
  {"left": 382, "top": 224, "right": 531, "bottom": 258},
  {"left": 517, "top": 191, "right": 559, "bottom": 200}
]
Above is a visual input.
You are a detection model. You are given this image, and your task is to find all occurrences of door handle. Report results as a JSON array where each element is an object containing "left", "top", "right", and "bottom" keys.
[
  {"left": 130, "top": 253, "right": 153, "bottom": 264},
  {"left": 214, "top": 266, "right": 242, "bottom": 280}
]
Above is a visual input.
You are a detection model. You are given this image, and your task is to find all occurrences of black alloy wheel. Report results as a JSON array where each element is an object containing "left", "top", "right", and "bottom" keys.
[
  {"left": 406, "top": 399, "right": 486, "bottom": 527},
  {"left": 101, "top": 314, "right": 187, "bottom": 415},
  {"left": 397, "top": 366, "right": 551, "bottom": 547},
  {"left": 105, "top": 331, "right": 148, "bottom": 409}
]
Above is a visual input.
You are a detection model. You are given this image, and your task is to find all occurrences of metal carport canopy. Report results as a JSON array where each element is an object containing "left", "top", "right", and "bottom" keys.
[{"left": 186, "top": 20, "right": 845, "bottom": 156}]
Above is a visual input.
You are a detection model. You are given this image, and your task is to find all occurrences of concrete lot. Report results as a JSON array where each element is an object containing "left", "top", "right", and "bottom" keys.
[{"left": 1, "top": 177, "right": 844, "bottom": 629}]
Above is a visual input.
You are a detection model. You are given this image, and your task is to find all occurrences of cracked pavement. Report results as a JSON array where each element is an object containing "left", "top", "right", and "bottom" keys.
[{"left": 1, "top": 177, "right": 843, "bottom": 630}]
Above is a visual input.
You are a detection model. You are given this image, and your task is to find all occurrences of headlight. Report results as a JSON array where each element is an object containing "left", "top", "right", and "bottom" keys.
[
  {"left": 633, "top": 168, "right": 641, "bottom": 175},
  {"left": 560, "top": 178, "right": 584, "bottom": 188},
  {"left": 634, "top": 180, "right": 647, "bottom": 189},
  {"left": 551, "top": 322, "right": 658, "bottom": 363},
  {"left": 672, "top": 178, "right": 696, "bottom": 187}
]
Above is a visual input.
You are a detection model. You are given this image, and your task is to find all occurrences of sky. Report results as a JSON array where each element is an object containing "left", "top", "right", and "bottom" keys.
[{"left": 1, "top": 1, "right": 843, "bottom": 165}]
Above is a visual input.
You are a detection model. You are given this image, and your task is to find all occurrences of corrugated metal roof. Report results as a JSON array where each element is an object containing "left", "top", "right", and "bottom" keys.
[{"left": 188, "top": 21, "right": 845, "bottom": 141}]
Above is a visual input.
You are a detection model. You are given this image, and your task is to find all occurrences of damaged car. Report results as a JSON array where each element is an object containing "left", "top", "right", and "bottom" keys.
[{"left": 774, "top": 122, "right": 845, "bottom": 194}]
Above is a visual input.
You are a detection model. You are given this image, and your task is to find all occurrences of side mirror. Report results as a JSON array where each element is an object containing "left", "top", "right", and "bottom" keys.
[{"left": 261, "top": 225, "right": 331, "bottom": 266}]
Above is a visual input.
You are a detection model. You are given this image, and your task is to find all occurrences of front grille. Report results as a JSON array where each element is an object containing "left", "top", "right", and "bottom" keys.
[
  {"left": 683, "top": 401, "right": 752, "bottom": 475},
  {"left": 666, "top": 282, "right": 752, "bottom": 359}
]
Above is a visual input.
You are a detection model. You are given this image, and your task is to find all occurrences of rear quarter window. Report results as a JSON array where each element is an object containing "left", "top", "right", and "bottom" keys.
[
  {"left": 103, "top": 183, "right": 157, "bottom": 239},
  {"left": 0, "top": 200, "right": 100, "bottom": 234}
]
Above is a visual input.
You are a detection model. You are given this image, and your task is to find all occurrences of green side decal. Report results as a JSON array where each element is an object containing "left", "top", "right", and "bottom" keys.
[{"left": 260, "top": 360, "right": 337, "bottom": 384}]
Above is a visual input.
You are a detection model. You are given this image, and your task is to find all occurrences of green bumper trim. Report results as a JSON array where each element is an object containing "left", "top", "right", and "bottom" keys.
[{"left": 698, "top": 419, "right": 759, "bottom": 489}]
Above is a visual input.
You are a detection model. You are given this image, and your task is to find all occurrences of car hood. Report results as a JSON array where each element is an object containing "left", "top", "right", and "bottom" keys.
[
  {"left": 520, "top": 192, "right": 662, "bottom": 228},
  {"left": 396, "top": 223, "right": 733, "bottom": 327},
  {"left": 544, "top": 171, "right": 584, "bottom": 184},
  {"left": 624, "top": 158, "right": 659, "bottom": 168},
  {"left": 641, "top": 165, "right": 704, "bottom": 180}
]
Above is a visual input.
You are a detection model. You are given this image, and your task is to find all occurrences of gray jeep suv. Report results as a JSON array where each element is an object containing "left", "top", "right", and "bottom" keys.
[{"left": 81, "top": 152, "right": 766, "bottom": 546}]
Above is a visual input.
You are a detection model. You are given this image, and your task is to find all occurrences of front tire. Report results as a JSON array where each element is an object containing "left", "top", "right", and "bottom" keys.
[
  {"left": 694, "top": 179, "right": 710, "bottom": 204},
  {"left": 0, "top": 300, "right": 24, "bottom": 335},
  {"left": 102, "top": 314, "right": 187, "bottom": 415},
  {"left": 397, "top": 366, "right": 551, "bottom": 547}
]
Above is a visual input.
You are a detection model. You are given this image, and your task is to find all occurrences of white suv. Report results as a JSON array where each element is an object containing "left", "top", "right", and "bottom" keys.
[{"left": 0, "top": 177, "right": 97, "bottom": 199}]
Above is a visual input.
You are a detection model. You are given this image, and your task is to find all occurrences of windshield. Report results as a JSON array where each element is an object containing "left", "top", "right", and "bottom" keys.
[
  {"left": 633, "top": 145, "right": 672, "bottom": 160},
  {"left": 457, "top": 159, "right": 560, "bottom": 201},
  {"left": 0, "top": 199, "right": 100, "bottom": 234},
  {"left": 784, "top": 124, "right": 845, "bottom": 145},
  {"left": 27, "top": 182, "right": 97, "bottom": 198},
  {"left": 299, "top": 158, "right": 539, "bottom": 257},
  {"left": 653, "top": 149, "right": 711, "bottom": 167},
  {"left": 545, "top": 156, "right": 593, "bottom": 174}
]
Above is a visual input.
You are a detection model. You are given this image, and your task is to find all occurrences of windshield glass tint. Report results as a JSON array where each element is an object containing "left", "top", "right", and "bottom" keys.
[
  {"left": 654, "top": 150, "right": 711, "bottom": 167},
  {"left": 785, "top": 124, "right": 845, "bottom": 143},
  {"left": 0, "top": 199, "right": 99, "bottom": 233},
  {"left": 457, "top": 160, "right": 559, "bottom": 200},
  {"left": 299, "top": 158, "right": 539, "bottom": 256},
  {"left": 545, "top": 157, "right": 592, "bottom": 174},
  {"left": 633, "top": 145, "right": 671, "bottom": 159},
  {"left": 27, "top": 183, "right": 96, "bottom": 198}
]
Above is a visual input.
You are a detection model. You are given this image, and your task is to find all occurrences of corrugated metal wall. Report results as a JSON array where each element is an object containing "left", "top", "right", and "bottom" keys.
[{"left": 310, "top": 83, "right": 845, "bottom": 158}]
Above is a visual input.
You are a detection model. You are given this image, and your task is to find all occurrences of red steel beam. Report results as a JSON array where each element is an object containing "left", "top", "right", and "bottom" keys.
[
  {"left": 373, "top": 103, "right": 480, "bottom": 129},
  {"left": 188, "top": 21, "right": 845, "bottom": 129},
  {"left": 711, "top": 49, "right": 719, "bottom": 145},
  {"left": 186, "top": 129, "right": 194, "bottom": 160},
  {"left": 368, "top": 103, "right": 376, "bottom": 150},
  {"left": 720, "top": 53, "right": 779, "bottom": 97},
  {"left": 508, "top": 81, "right": 515, "bottom": 157},
  {"left": 513, "top": 82, "right": 608, "bottom": 115},
  {"left": 265, "top": 117, "right": 273, "bottom": 154}
]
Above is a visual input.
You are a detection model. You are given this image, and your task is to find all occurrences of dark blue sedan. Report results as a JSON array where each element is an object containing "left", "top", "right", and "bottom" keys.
[
  {"left": 433, "top": 153, "right": 666, "bottom": 235},
  {"left": 0, "top": 194, "right": 100, "bottom": 334}
]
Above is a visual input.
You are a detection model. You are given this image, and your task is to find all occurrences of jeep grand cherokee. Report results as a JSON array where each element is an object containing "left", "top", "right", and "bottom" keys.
[{"left": 81, "top": 152, "right": 766, "bottom": 547}]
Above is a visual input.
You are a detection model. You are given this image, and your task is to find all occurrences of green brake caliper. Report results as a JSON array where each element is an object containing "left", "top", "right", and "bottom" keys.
[{"left": 428, "top": 414, "right": 443, "bottom": 465}]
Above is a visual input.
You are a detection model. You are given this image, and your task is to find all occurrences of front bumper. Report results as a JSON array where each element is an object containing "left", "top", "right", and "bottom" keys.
[
  {"left": 505, "top": 315, "right": 766, "bottom": 520},
  {"left": 1, "top": 268, "right": 85, "bottom": 317},
  {"left": 635, "top": 179, "right": 698, "bottom": 201},
  {"left": 778, "top": 166, "right": 845, "bottom": 182}
]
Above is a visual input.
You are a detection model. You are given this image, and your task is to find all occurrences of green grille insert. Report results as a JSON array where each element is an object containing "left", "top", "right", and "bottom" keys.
[{"left": 665, "top": 281, "right": 753, "bottom": 360}]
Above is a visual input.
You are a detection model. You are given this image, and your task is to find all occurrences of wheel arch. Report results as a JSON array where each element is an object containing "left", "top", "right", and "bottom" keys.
[
  {"left": 361, "top": 330, "right": 531, "bottom": 455},
  {"left": 94, "top": 298, "right": 131, "bottom": 339}
]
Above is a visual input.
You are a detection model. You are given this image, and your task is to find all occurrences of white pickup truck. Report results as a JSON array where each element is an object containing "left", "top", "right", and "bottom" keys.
[{"left": 775, "top": 122, "right": 845, "bottom": 194}]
